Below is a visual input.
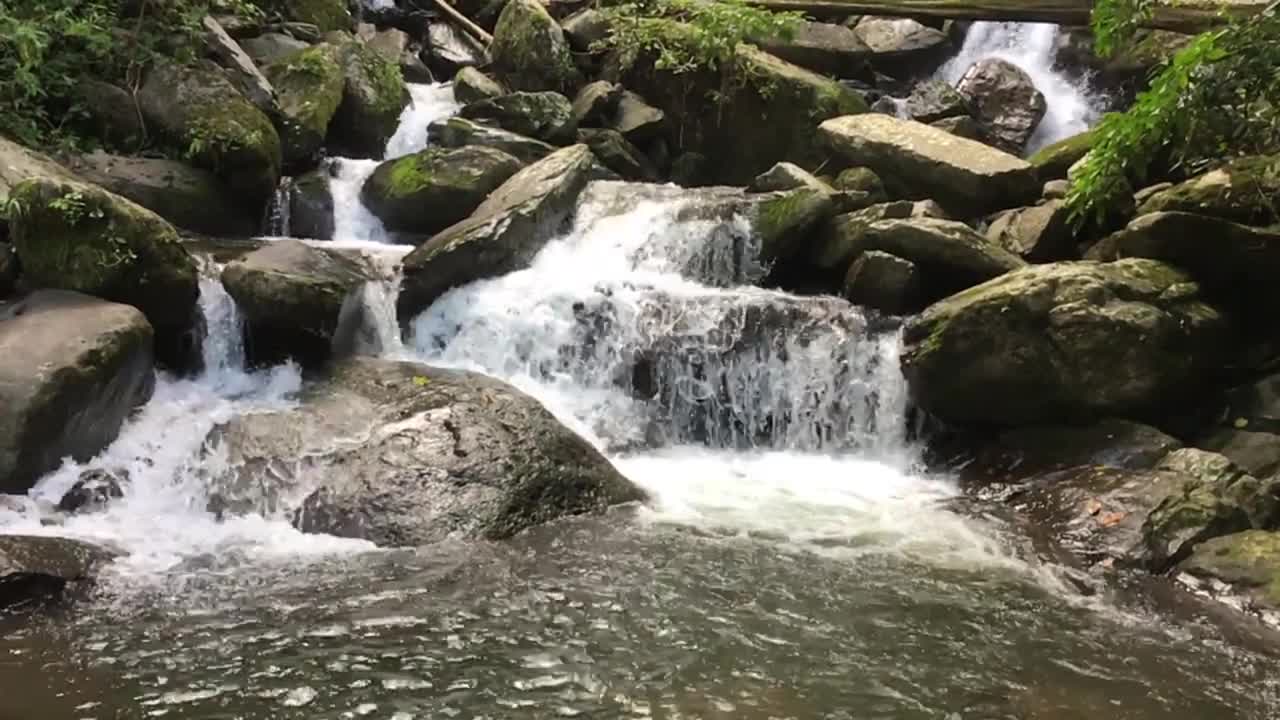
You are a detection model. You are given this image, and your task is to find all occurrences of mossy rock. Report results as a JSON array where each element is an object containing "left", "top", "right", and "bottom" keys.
[
  {"left": 454, "top": 67, "right": 506, "bottom": 104},
  {"left": 755, "top": 187, "right": 836, "bottom": 262},
  {"left": 137, "top": 61, "right": 282, "bottom": 210},
  {"left": 265, "top": 44, "right": 346, "bottom": 167},
  {"left": 8, "top": 178, "right": 199, "bottom": 366},
  {"left": 459, "top": 92, "right": 578, "bottom": 145},
  {"left": 1029, "top": 129, "right": 1095, "bottom": 181},
  {"left": 362, "top": 146, "right": 525, "bottom": 235},
  {"left": 329, "top": 40, "right": 410, "bottom": 158},
  {"left": 1181, "top": 530, "right": 1280, "bottom": 611},
  {"left": 490, "top": 0, "right": 582, "bottom": 95},
  {"left": 260, "top": 0, "right": 352, "bottom": 32},
  {"left": 1137, "top": 154, "right": 1280, "bottom": 224}
]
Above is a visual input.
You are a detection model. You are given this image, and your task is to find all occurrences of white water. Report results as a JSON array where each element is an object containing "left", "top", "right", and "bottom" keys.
[{"left": 939, "top": 22, "right": 1102, "bottom": 152}]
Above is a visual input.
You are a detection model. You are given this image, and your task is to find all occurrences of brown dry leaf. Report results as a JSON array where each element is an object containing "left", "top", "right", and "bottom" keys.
[{"left": 1098, "top": 511, "right": 1128, "bottom": 527}]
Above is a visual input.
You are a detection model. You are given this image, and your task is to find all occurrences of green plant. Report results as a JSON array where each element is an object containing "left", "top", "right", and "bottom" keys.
[{"left": 1068, "top": 0, "right": 1280, "bottom": 225}]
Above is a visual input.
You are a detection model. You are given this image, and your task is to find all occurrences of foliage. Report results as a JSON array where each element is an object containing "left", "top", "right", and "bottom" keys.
[
  {"left": 593, "top": 0, "right": 802, "bottom": 76},
  {"left": 1068, "top": 0, "right": 1280, "bottom": 225},
  {"left": 1090, "top": 0, "right": 1153, "bottom": 58},
  {"left": 0, "top": 0, "right": 263, "bottom": 150}
]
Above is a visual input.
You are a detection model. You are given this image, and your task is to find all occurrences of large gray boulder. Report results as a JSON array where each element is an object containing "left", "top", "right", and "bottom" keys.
[
  {"left": 489, "top": 0, "right": 581, "bottom": 94},
  {"left": 429, "top": 117, "right": 555, "bottom": 165},
  {"left": 362, "top": 146, "right": 524, "bottom": 235},
  {"left": 459, "top": 91, "right": 577, "bottom": 145},
  {"left": 904, "top": 79, "right": 970, "bottom": 123},
  {"left": 0, "top": 535, "right": 115, "bottom": 611},
  {"left": 972, "top": 419, "right": 1184, "bottom": 482},
  {"left": 263, "top": 43, "right": 346, "bottom": 166},
  {"left": 902, "top": 259, "right": 1227, "bottom": 426},
  {"left": 0, "top": 291, "right": 154, "bottom": 494},
  {"left": 221, "top": 239, "right": 371, "bottom": 367},
  {"left": 426, "top": 21, "right": 490, "bottom": 76},
  {"left": 453, "top": 67, "right": 505, "bottom": 104},
  {"left": 853, "top": 16, "right": 950, "bottom": 70},
  {"left": 1136, "top": 155, "right": 1280, "bottom": 224},
  {"left": 329, "top": 40, "right": 410, "bottom": 158},
  {"left": 202, "top": 15, "right": 278, "bottom": 116},
  {"left": 239, "top": 32, "right": 309, "bottom": 64},
  {"left": 0, "top": 136, "right": 79, "bottom": 209},
  {"left": 842, "top": 250, "right": 922, "bottom": 315},
  {"left": 985, "top": 199, "right": 1075, "bottom": 263},
  {"left": 400, "top": 145, "right": 596, "bottom": 318},
  {"left": 757, "top": 20, "right": 872, "bottom": 77},
  {"left": 207, "top": 357, "right": 644, "bottom": 546},
  {"left": 956, "top": 58, "right": 1047, "bottom": 155},
  {"left": 812, "top": 201, "right": 915, "bottom": 273},
  {"left": 578, "top": 129, "right": 659, "bottom": 181},
  {"left": 861, "top": 217, "right": 1026, "bottom": 297},
  {"left": 64, "top": 152, "right": 256, "bottom": 236},
  {"left": 820, "top": 114, "right": 1040, "bottom": 216}
]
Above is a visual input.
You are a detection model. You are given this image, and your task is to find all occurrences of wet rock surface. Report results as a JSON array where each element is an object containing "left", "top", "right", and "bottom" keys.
[{"left": 0, "top": 535, "right": 115, "bottom": 612}]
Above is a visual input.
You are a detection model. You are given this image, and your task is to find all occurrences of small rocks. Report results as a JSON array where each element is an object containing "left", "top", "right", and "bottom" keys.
[{"left": 57, "top": 469, "right": 128, "bottom": 514}]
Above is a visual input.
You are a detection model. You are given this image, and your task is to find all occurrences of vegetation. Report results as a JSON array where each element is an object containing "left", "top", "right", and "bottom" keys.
[
  {"left": 1068, "top": 0, "right": 1280, "bottom": 224},
  {"left": 0, "top": 0, "right": 263, "bottom": 150}
]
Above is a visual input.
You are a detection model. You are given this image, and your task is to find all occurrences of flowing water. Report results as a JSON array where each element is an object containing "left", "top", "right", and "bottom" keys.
[
  {"left": 3, "top": 56, "right": 1280, "bottom": 720},
  {"left": 939, "top": 22, "right": 1102, "bottom": 152}
]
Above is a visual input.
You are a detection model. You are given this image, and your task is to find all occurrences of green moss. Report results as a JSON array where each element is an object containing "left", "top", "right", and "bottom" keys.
[
  {"left": 1029, "top": 129, "right": 1096, "bottom": 180},
  {"left": 491, "top": 0, "right": 580, "bottom": 94},
  {"left": 1187, "top": 530, "right": 1280, "bottom": 607},
  {"left": 266, "top": 45, "right": 345, "bottom": 161},
  {"left": 755, "top": 187, "right": 832, "bottom": 260},
  {"left": 384, "top": 151, "right": 440, "bottom": 198}
]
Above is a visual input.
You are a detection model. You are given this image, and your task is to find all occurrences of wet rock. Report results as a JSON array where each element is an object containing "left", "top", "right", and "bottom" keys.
[
  {"left": 831, "top": 166, "right": 887, "bottom": 202},
  {"left": 930, "top": 115, "right": 983, "bottom": 141},
  {"left": 956, "top": 58, "right": 1047, "bottom": 155},
  {"left": 452, "top": 67, "right": 505, "bottom": 104},
  {"left": 975, "top": 419, "right": 1184, "bottom": 481},
  {"left": 221, "top": 239, "right": 372, "bottom": 367},
  {"left": 1137, "top": 155, "right": 1280, "bottom": 224},
  {"left": 1200, "top": 429, "right": 1280, "bottom": 479},
  {"left": 842, "top": 250, "right": 921, "bottom": 315},
  {"left": 490, "top": 0, "right": 581, "bottom": 94},
  {"left": 985, "top": 199, "right": 1075, "bottom": 263},
  {"left": 239, "top": 32, "right": 309, "bottom": 64},
  {"left": 57, "top": 469, "right": 127, "bottom": 514},
  {"left": 264, "top": 43, "right": 346, "bottom": 167},
  {"left": 755, "top": 187, "right": 838, "bottom": 263},
  {"left": 750, "top": 162, "right": 833, "bottom": 193},
  {"left": 853, "top": 16, "right": 950, "bottom": 70},
  {"left": 1090, "top": 211, "right": 1280, "bottom": 318},
  {"left": 329, "top": 40, "right": 410, "bottom": 158},
  {"left": 0, "top": 291, "right": 154, "bottom": 494},
  {"left": 362, "top": 146, "right": 524, "bottom": 235},
  {"left": 860, "top": 217, "right": 1026, "bottom": 298},
  {"left": 211, "top": 357, "right": 645, "bottom": 545},
  {"left": 578, "top": 129, "right": 658, "bottom": 181},
  {"left": 561, "top": 8, "right": 609, "bottom": 51},
  {"left": 72, "top": 79, "right": 145, "bottom": 149},
  {"left": 287, "top": 168, "right": 336, "bottom": 240},
  {"left": 203, "top": 15, "right": 278, "bottom": 116},
  {"left": 426, "top": 22, "right": 490, "bottom": 76},
  {"left": 1181, "top": 530, "right": 1280, "bottom": 613},
  {"left": 429, "top": 117, "right": 555, "bottom": 165},
  {"left": 260, "top": 0, "right": 351, "bottom": 32},
  {"left": 904, "top": 79, "right": 969, "bottom": 123},
  {"left": 812, "top": 200, "right": 915, "bottom": 272},
  {"left": 63, "top": 151, "right": 256, "bottom": 236},
  {"left": 0, "top": 535, "right": 115, "bottom": 611},
  {"left": 758, "top": 20, "right": 872, "bottom": 77},
  {"left": 609, "top": 91, "right": 666, "bottom": 145},
  {"left": 400, "top": 145, "right": 596, "bottom": 318},
  {"left": 1028, "top": 129, "right": 1094, "bottom": 181},
  {"left": 459, "top": 91, "right": 578, "bottom": 145},
  {"left": 357, "top": 23, "right": 410, "bottom": 65},
  {"left": 669, "top": 152, "right": 709, "bottom": 187},
  {"left": 8, "top": 178, "right": 200, "bottom": 368},
  {"left": 820, "top": 114, "right": 1039, "bottom": 216},
  {"left": 0, "top": 244, "right": 16, "bottom": 299},
  {"left": 902, "top": 259, "right": 1227, "bottom": 426}
]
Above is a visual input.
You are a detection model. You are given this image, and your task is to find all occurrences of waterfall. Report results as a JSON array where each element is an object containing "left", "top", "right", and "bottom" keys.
[{"left": 938, "top": 22, "right": 1101, "bottom": 152}]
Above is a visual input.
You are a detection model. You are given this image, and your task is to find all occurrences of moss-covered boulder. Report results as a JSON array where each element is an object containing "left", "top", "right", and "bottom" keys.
[
  {"left": 820, "top": 114, "right": 1040, "bottom": 216},
  {"left": 901, "top": 259, "right": 1227, "bottom": 427},
  {"left": 221, "top": 239, "right": 371, "bottom": 368},
  {"left": 329, "top": 40, "right": 410, "bottom": 158},
  {"left": 260, "top": 0, "right": 351, "bottom": 32},
  {"left": 138, "top": 61, "right": 282, "bottom": 209},
  {"left": 1181, "top": 530, "right": 1280, "bottom": 612},
  {"left": 362, "top": 146, "right": 525, "bottom": 235},
  {"left": 264, "top": 43, "right": 346, "bottom": 167},
  {"left": 755, "top": 187, "right": 838, "bottom": 262},
  {"left": 0, "top": 290, "right": 154, "bottom": 494},
  {"left": 1028, "top": 129, "right": 1094, "bottom": 181},
  {"left": 459, "top": 91, "right": 578, "bottom": 144},
  {"left": 1137, "top": 155, "right": 1280, "bottom": 224},
  {"left": 9, "top": 178, "right": 200, "bottom": 368},
  {"left": 490, "top": 0, "right": 581, "bottom": 94},
  {"left": 429, "top": 117, "right": 555, "bottom": 164},
  {"left": 624, "top": 44, "right": 868, "bottom": 185},
  {"left": 861, "top": 217, "right": 1026, "bottom": 300},
  {"left": 0, "top": 136, "right": 79, "bottom": 210},
  {"left": 400, "top": 145, "right": 596, "bottom": 318}
]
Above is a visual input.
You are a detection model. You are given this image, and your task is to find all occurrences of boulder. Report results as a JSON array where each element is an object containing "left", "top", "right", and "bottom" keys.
[
  {"left": 1042, "top": 178, "right": 1069, "bottom": 199},
  {"left": 239, "top": 32, "right": 309, "bottom": 64},
  {"left": 490, "top": 0, "right": 581, "bottom": 94},
  {"left": 669, "top": 151, "right": 710, "bottom": 187},
  {"left": 842, "top": 250, "right": 921, "bottom": 315},
  {"left": 1200, "top": 429, "right": 1280, "bottom": 479},
  {"left": 453, "top": 68, "right": 506, "bottom": 104},
  {"left": 751, "top": 162, "right": 833, "bottom": 193},
  {"left": 264, "top": 43, "right": 346, "bottom": 167},
  {"left": 975, "top": 419, "right": 1184, "bottom": 481},
  {"left": 812, "top": 200, "right": 915, "bottom": 272},
  {"left": 210, "top": 357, "right": 645, "bottom": 545},
  {"left": 202, "top": 15, "right": 277, "bottom": 116},
  {"left": 831, "top": 166, "right": 888, "bottom": 203},
  {"left": 904, "top": 79, "right": 969, "bottom": 123},
  {"left": 286, "top": 168, "right": 335, "bottom": 240},
  {"left": 72, "top": 80, "right": 145, "bottom": 149},
  {"left": 1181, "top": 530, "right": 1280, "bottom": 612},
  {"left": 901, "top": 259, "right": 1227, "bottom": 426},
  {"left": 623, "top": 44, "right": 868, "bottom": 185},
  {"left": 362, "top": 146, "right": 525, "bottom": 235},
  {"left": 853, "top": 17, "right": 950, "bottom": 70},
  {"left": 0, "top": 290, "right": 154, "bottom": 494},
  {"left": 757, "top": 20, "right": 873, "bottom": 77},
  {"left": 609, "top": 91, "right": 666, "bottom": 144},
  {"left": 429, "top": 117, "right": 555, "bottom": 164},
  {"left": 358, "top": 24, "right": 410, "bottom": 65},
  {"left": 1028, "top": 129, "right": 1094, "bottom": 181},
  {"left": 956, "top": 58, "right": 1047, "bottom": 155},
  {"left": 426, "top": 22, "right": 490, "bottom": 76},
  {"left": 8, "top": 178, "right": 200, "bottom": 366},
  {"left": 221, "top": 239, "right": 371, "bottom": 367},
  {"left": 861, "top": 217, "right": 1026, "bottom": 297},
  {"left": 985, "top": 199, "right": 1075, "bottom": 263},
  {"left": 0, "top": 135, "right": 79, "bottom": 209},
  {"left": 1132, "top": 182, "right": 1173, "bottom": 207},
  {"left": 820, "top": 114, "right": 1040, "bottom": 216},
  {"left": 137, "top": 62, "right": 282, "bottom": 208},
  {"left": 63, "top": 151, "right": 256, "bottom": 236},
  {"left": 57, "top": 468, "right": 127, "bottom": 514},
  {"left": 260, "top": 0, "right": 351, "bottom": 32},
  {"left": 1091, "top": 211, "right": 1280, "bottom": 317},
  {"left": 0, "top": 244, "right": 16, "bottom": 299},
  {"left": 562, "top": 8, "right": 610, "bottom": 52},
  {"left": 755, "top": 187, "right": 838, "bottom": 263},
  {"left": 0, "top": 535, "right": 115, "bottom": 611},
  {"left": 329, "top": 40, "right": 410, "bottom": 158},
  {"left": 459, "top": 91, "right": 578, "bottom": 144},
  {"left": 930, "top": 115, "right": 984, "bottom": 141},
  {"left": 578, "top": 129, "right": 659, "bottom": 181},
  {"left": 1137, "top": 155, "right": 1280, "bottom": 224},
  {"left": 400, "top": 145, "right": 595, "bottom": 318}
]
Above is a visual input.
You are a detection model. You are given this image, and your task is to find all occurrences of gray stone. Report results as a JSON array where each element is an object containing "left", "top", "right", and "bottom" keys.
[
  {"left": 362, "top": 146, "right": 525, "bottom": 235},
  {"left": 861, "top": 217, "right": 1026, "bottom": 295},
  {"left": 562, "top": 8, "right": 610, "bottom": 51},
  {"left": 287, "top": 168, "right": 335, "bottom": 240},
  {"left": 427, "top": 22, "right": 489, "bottom": 74},
  {"left": 904, "top": 79, "right": 969, "bottom": 122},
  {"left": 203, "top": 15, "right": 278, "bottom": 116},
  {"left": 240, "top": 32, "right": 310, "bottom": 64},
  {"left": 57, "top": 469, "right": 127, "bottom": 514},
  {"left": 930, "top": 115, "right": 983, "bottom": 141},
  {"left": 956, "top": 58, "right": 1047, "bottom": 155},
  {"left": 758, "top": 20, "right": 873, "bottom": 76},
  {"left": 578, "top": 129, "right": 659, "bottom": 181},
  {"left": 490, "top": 0, "right": 581, "bottom": 93},
  {"left": 842, "top": 250, "right": 921, "bottom": 315},
  {"left": 460, "top": 91, "right": 578, "bottom": 144},
  {"left": 985, "top": 199, "right": 1075, "bottom": 263},
  {"left": 610, "top": 91, "right": 665, "bottom": 144},
  {"left": 72, "top": 80, "right": 145, "bottom": 148},
  {"left": 453, "top": 67, "right": 505, "bottom": 104},
  {"left": 429, "top": 117, "right": 556, "bottom": 165},
  {"left": 0, "top": 535, "right": 115, "bottom": 611},
  {"left": 572, "top": 81, "right": 623, "bottom": 127}
]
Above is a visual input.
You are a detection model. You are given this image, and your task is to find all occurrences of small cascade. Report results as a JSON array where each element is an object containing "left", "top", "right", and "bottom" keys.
[
  {"left": 265, "top": 176, "right": 292, "bottom": 237},
  {"left": 938, "top": 22, "right": 1102, "bottom": 151}
]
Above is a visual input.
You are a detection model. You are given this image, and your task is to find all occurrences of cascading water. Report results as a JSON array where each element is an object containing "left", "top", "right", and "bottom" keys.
[{"left": 939, "top": 22, "right": 1102, "bottom": 151}]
